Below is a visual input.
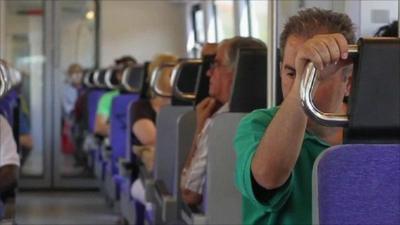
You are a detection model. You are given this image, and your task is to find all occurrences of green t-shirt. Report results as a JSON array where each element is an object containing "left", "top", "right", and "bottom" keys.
[
  {"left": 96, "top": 90, "right": 119, "bottom": 119},
  {"left": 234, "top": 106, "right": 330, "bottom": 225}
]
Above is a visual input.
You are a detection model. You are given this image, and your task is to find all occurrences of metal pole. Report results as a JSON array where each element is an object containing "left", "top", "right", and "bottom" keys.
[
  {"left": 0, "top": 0, "right": 6, "bottom": 59},
  {"left": 267, "top": 0, "right": 277, "bottom": 108},
  {"left": 398, "top": 1, "right": 400, "bottom": 38},
  {"left": 233, "top": 0, "right": 243, "bottom": 36}
]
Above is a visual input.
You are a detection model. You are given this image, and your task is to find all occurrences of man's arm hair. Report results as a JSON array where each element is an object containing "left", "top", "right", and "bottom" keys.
[{"left": 251, "top": 81, "right": 307, "bottom": 190}]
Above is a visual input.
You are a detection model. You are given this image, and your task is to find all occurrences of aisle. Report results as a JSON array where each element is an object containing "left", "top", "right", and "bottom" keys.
[{"left": 15, "top": 191, "right": 119, "bottom": 225}]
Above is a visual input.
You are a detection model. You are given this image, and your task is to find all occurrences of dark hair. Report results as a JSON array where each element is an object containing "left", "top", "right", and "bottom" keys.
[
  {"left": 280, "top": 8, "right": 356, "bottom": 61},
  {"left": 222, "top": 36, "right": 266, "bottom": 70},
  {"left": 374, "top": 20, "right": 398, "bottom": 37},
  {"left": 115, "top": 55, "right": 137, "bottom": 66}
]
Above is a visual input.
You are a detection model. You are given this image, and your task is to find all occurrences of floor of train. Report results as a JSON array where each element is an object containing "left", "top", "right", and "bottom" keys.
[{"left": 15, "top": 191, "right": 119, "bottom": 225}]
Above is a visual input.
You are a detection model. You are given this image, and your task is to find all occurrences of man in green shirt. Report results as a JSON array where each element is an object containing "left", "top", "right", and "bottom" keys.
[{"left": 234, "top": 8, "right": 355, "bottom": 225}]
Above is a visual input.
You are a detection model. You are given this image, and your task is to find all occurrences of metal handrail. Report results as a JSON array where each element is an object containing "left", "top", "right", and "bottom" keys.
[
  {"left": 150, "top": 63, "right": 176, "bottom": 98},
  {"left": 104, "top": 68, "right": 118, "bottom": 89},
  {"left": 300, "top": 45, "right": 358, "bottom": 127},
  {"left": 92, "top": 70, "right": 102, "bottom": 87},
  {"left": 171, "top": 59, "right": 201, "bottom": 101},
  {"left": 0, "top": 63, "right": 8, "bottom": 97}
]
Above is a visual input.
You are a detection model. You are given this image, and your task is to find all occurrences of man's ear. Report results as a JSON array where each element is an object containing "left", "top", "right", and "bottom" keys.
[{"left": 279, "top": 62, "right": 283, "bottom": 77}]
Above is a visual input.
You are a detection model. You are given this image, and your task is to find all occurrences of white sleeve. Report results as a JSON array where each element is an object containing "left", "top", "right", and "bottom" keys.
[
  {"left": 182, "top": 120, "right": 211, "bottom": 194},
  {"left": 0, "top": 116, "right": 20, "bottom": 167}
]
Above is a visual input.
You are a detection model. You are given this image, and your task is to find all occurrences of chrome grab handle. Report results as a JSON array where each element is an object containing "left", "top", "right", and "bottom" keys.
[
  {"left": 105, "top": 68, "right": 118, "bottom": 89},
  {"left": 0, "top": 63, "right": 8, "bottom": 97},
  {"left": 121, "top": 67, "right": 133, "bottom": 92},
  {"left": 300, "top": 45, "right": 358, "bottom": 127},
  {"left": 171, "top": 59, "right": 201, "bottom": 101},
  {"left": 150, "top": 63, "right": 175, "bottom": 97},
  {"left": 83, "top": 71, "right": 93, "bottom": 88},
  {"left": 92, "top": 70, "right": 102, "bottom": 87}
]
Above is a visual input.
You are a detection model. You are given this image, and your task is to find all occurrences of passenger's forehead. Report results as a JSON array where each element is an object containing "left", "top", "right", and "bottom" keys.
[{"left": 284, "top": 35, "right": 307, "bottom": 60}]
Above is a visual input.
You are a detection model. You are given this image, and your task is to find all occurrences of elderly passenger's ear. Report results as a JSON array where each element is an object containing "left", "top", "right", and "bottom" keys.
[{"left": 345, "top": 73, "right": 352, "bottom": 97}]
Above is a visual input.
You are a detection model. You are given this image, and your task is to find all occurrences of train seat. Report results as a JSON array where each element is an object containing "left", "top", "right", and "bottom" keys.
[
  {"left": 180, "top": 47, "right": 267, "bottom": 225},
  {"left": 309, "top": 38, "right": 400, "bottom": 225},
  {"left": 146, "top": 60, "right": 202, "bottom": 224},
  {"left": 103, "top": 65, "right": 146, "bottom": 208},
  {"left": 118, "top": 63, "right": 177, "bottom": 224}
]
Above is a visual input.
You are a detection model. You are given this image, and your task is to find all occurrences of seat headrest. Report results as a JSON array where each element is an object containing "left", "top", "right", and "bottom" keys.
[
  {"left": 346, "top": 38, "right": 400, "bottom": 143},
  {"left": 121, "top": 64, "right": 145, "bottom": 93},
  {"left": 229, "top": 48, "right": 267, "bottom": 113},
  {"left": 150, "top": 63, "right": 176, "bottom": 98},
  {"left": 194, "top": 54, "right": 215, "bottom": 106},
  {"left": 83, "top": 70, "right": 92, "bottom": 87},
  {"left": 171, "top": 59, "right": 202, "bottom": 105},
  {"left": 93, "top": 69, "right": 108, "bottom": 88},
  {"left": 83, "top": 70, "right": 98, "bottom": 88},
  {"left": 104, "top": 68, "right": 120, "bottom": 89},
  {"left": 299, "top": 38, "right": 400, "bottom": 143}
]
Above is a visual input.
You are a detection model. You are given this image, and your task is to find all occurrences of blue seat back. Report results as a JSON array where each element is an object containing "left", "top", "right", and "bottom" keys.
[
  {"left": 87, "top": 90, "right": 106, "bottom": 133},
  {"left": 126, "top": 101, "right": 138, "bottom": 161},
  {"left": 110, "top": 94, "right": 139, "bottom": 172},
  {"left": 0, "top": 90, "right": 19, "bottom": 127},
  {"left": 313, "top": 144, "right": 400, "bottom": 225}
]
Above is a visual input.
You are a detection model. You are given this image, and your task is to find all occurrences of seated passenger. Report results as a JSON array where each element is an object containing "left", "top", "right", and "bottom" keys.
[
  {"left": 131, "top": 54, "right": 178, "bottom": 168},
  {"left": 374, "top": 20, "right": 398, "bottom": 37},
  {"left": 62, "top": 64, "right": 83, "bottom": 155},
  {"left": 0, "top": 115, "right": 19, "bottom": 193},
  {"left": 234, "top": 8, "right": 355, "bottom": 225},
  {"left": 180, "top": 37, "right": 266, "bottom": 207},
  {"left": 130, "top": 53, "right": 178, "bottom": 206},
  {"left": 63, "top": 64, "right": 83, "bottom": 119},
  {"left": 94, "top": 56, "right": 137, "bottom": 137}
]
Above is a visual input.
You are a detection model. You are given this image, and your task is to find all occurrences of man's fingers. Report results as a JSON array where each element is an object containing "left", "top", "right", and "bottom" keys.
[
  {"left": 321, "top": 36, "right": 341, "bottom": 64},
  {"left": 332, "top": 33, "right": 349, "bottom": 60}
]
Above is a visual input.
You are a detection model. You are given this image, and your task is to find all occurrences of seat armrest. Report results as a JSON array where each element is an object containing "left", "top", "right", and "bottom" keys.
[
  {"left": 118, "top": 158, "right": 132, "bottom": 178},
  {"left": 144, "top": 178, "right": 156, "bottom": 203},
  {"left": 138, "top": 163, "right": 152, "bottom": 182},
  {"left": 137, "top": 163, "right": 155, "bottom": 203},
  {"left": 154, "top": 180, "right": 178, "bottom": 223},
  {"left": 180, "top": 203, "right": 206, "bottom": 225},
  {"left": 101, "top": 144, "right": 112, "bottom": 161}
]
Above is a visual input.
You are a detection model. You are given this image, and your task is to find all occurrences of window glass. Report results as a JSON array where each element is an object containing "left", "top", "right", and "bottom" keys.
[
  {"left": 249, "top": 0, "right": 268, "bottom": 43},
  {"left": 214, "top": 0, "right": 234, "bottom": 41},
  {"left": 59, "top": 0, "right": 97, "bottom": 178},
  {"left": 5, "top": 0, "right": 45, "bottom": 177},
  {"left": 240, "top": 2, "right": 250, "bottom": 37},
  {"left": 194, "top": 6, "right": 205, "bottom": 43}
]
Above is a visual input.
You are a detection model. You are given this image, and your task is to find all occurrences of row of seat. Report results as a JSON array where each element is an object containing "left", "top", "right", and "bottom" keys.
[
  {"left": 78, "top": 46, "right": 267, "bottom": 224},
  {"left": 71, "top": 38, "right": 399, "bottom": 225}
]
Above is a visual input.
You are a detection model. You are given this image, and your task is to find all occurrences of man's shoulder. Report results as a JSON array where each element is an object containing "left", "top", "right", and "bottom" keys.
[
  {"left": 243, "top": 106, "right": 280, "bottom": 123},
  {"left": 235, "top": 106, "right": 280, "bottom": 140}
]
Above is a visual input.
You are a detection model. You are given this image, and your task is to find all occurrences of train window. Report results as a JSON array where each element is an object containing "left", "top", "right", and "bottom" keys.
[
  {"left": 248, "top": 0, "right": 269, "bottom": 43},
  {"left": 192, "top": 4, "right": 205, "bottom": 44},
  {"left": 239, "top": 1, "right": 251, "bottom": 37},
  {"left": 5, "top": 0, "right": 46, "bottom": 177},
  {"left": 214, "top": 0, "right": 235, "bottom": 41},
  {"left": 58, "top": 0, "right": 97, "bottom": 178}
]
